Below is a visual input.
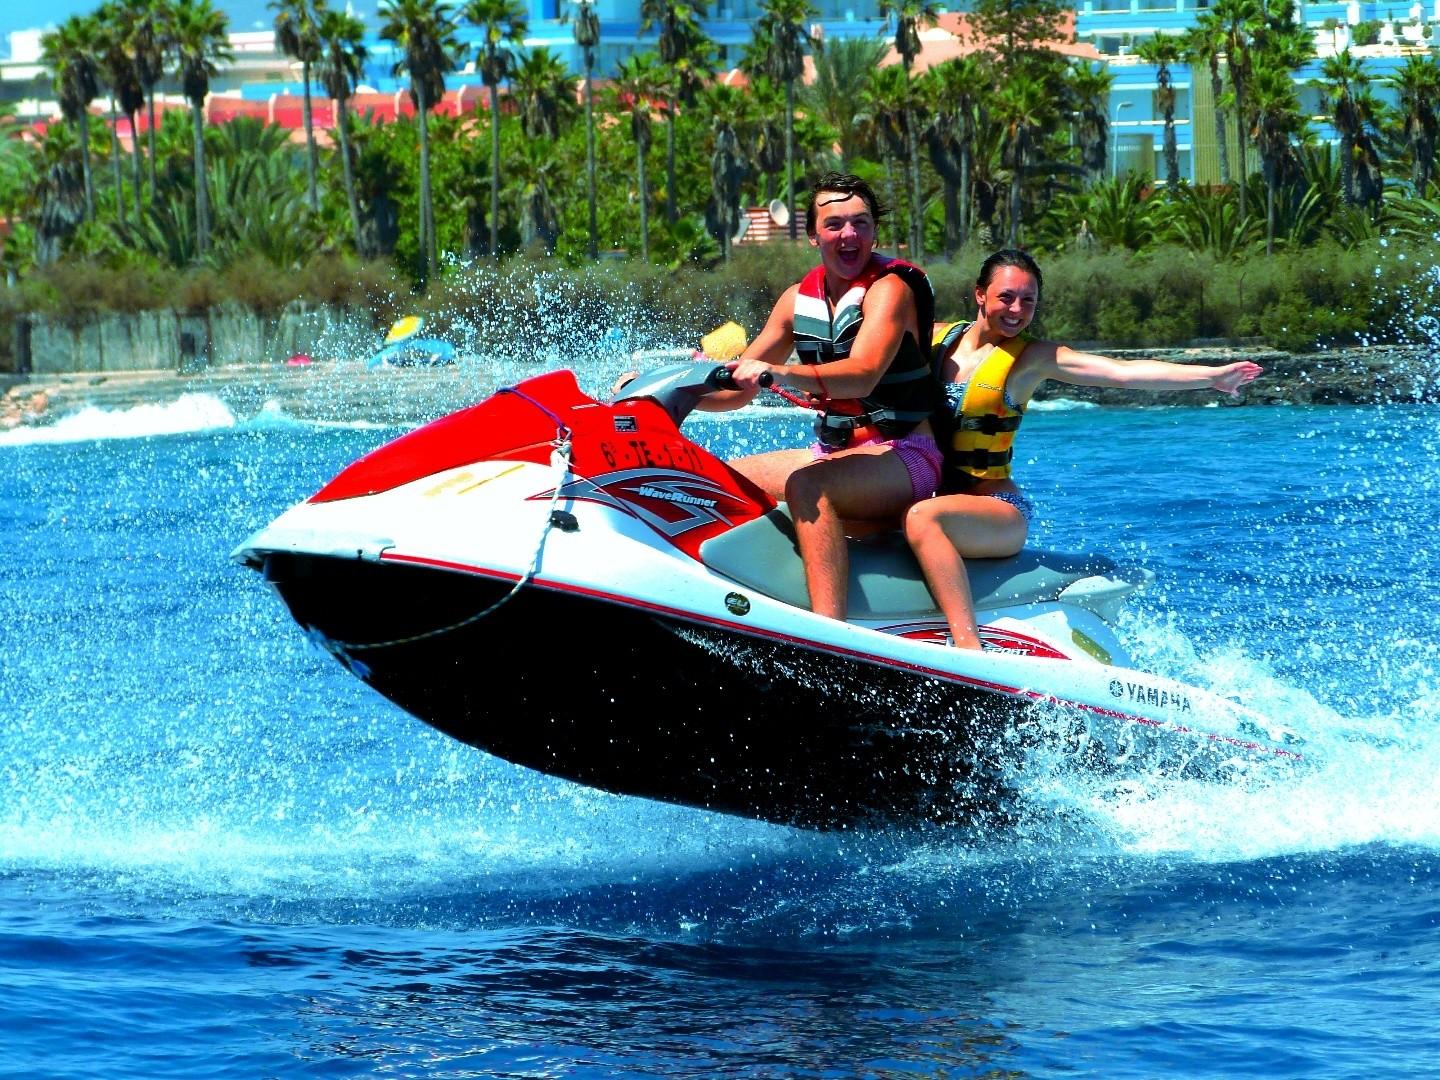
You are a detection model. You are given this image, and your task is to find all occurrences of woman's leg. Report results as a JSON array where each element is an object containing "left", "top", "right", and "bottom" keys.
[
  {"left": 904, "top": 494, "right": 1028, "bottom": 649},
  {"left": 786, "top": 446, "right": 917, "bottom": 620}
]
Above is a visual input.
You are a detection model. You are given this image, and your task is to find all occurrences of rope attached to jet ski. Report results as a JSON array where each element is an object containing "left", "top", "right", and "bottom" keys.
[{"left": 316, "top": 404, "right": 573, "bottom": 655}]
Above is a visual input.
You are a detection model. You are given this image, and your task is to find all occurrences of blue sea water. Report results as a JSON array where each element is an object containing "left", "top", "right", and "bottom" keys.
[{"left": 2, "top": 371, "right": 1439, "bottom": 1078}]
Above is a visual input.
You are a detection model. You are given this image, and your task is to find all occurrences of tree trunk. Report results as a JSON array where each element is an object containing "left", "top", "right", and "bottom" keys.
[
  {"left": 1265, "top": 169, "right": 1275, "bottom": 256},
  {"left": 418, "top": 80, "right": 435, "bottom": 280},
  {"left": 78, "top": 112, "right": 95, "bottom": 223},
  {"left": 127, "top": 110, "right": 143, "bottom": 221},
  {"left": 146, "top": 92, "right": 158, "bottom": 203},
  {"left": 489, "top": 83, "right": 502, "bottom": 260},
  {"left": 1210, "top": 67, "right": 1230, "bottom": 186},
  {"left": 638, "top": 145, "right": 649, "bottom": 261},
  {"left": 1233, "top": 81, "right": 1248, "bottom": 218},
  {"left": 1339, "top": 132, "right": 1354, "bottom": 205},
  {"left": 785, "top": 78, "right": 797, "bottom": 241},
  {"left": 109, "top": 97, "right": 126, "bottom": 226},
  {"left": 665, "top": 95, "right": 678, "bottom": 222},
  {"left": 1007, "top": 133, "right": 1025, "bottom": 247},
  {"left": 906, "top": 111, "right": 922, "bottom": 258},
  {"left": 336, "top": 97, "right": 362, "bottom": 254},
  {"left": 584, "top": 66, "right": 597, "bottom": 260},
  {"left": 882, "top": 155, "right": 901, "bottom": 255},
  {"left": 302, "top": 59, "right": 319, "bottom": 213},
  {"left": 190, "top": 99, "right": 210, "bottom": 257},
  {"left": 959, "top": 144, "right": 971, "bottom": 250}
]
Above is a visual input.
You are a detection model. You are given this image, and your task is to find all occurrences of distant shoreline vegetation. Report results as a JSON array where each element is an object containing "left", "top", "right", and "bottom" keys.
[
  {"left": 0, "top": 240, "right": 1435, "bottom": 372},
  {"left": 7, "top": 0, "right": 1440, "bottom": 371}
]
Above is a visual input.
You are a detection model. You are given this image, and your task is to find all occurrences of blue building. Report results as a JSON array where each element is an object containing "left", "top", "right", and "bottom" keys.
[{"left": 1077, "top": 0, "right": 1439, "bottom": 183}]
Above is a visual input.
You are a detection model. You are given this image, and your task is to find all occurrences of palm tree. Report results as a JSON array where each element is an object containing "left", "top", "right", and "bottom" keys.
[
  {"left": 511, "top": 139, "right": 561, "bottom": 252},
  {"left": 922, "top": 55, "right": 985, "bottom": 254},
  {"left": 381, "top": 0, "right": 459, "bottom": 280},
  {"left": 125, "top": 0, "right": 171, "bottom": 205},
  {"left": 1391, "top": 53, "right": 1440, "bottom": 196},
  {"left": 1135, "top": 34, "right": 1181, "bottom": 187},
  {"left": 754, "top": 0, "right": 815, "bottom": 240},
  {"left": 270, "top": 0, "right": 327, "bottom": 214},
  {"left": 878, "top": 0, "right": 940, "bottom": 257},
  {"left": 1066, "top": 60, "right": 1113, "bottom": 186},
  {"left": 461, "top": 0, "right": 527, "bottom": 261},
  {"left": 95, "top": 1, "right": 147, "bottom": 225},
  {"left": 170, "top": 0, "right": 231, "bottom": 258},
  {"left": 699, "top": 82, "right": 748, "bottom": 263},
  {"left": 511, "top": 47, "right": 576, "bottom": 141},
  {"left": 316, "top": 6, "right": 367, "bottom": 253},
  {"left": 1249, "top": 58, "right": 1303, "bottom": 255},
  {"left": 805, "top": 35, "right": 887, "bottom": 168},
  {"left": 639, "top": 0, "right": 713, "bottom": 223},
  {"left": 734, "top": 56, "right": 785, "bottom": 197},
  {"left": 565, "top": 0, "right": 601, "bottom": 259},
  {"left": 41, "top": 14, "right": 102, "bottom": 223},
  {"left": 1184, "top": 12, "right": 1231, "bottom": 187},
  {"left": 97, "top": 0, "right": 151, "bottom": 224},
  {"left": 994, "top": 73, "right": 1057, "bottom": 247},
  {"left": 1316, "top": 49, "right": 1369, "bottom": 207},
  {"left": 346, "top": 113, "right": 406, "bottom": 256},
  {"left": 1212, "top": 0, "right": 1262, "bottom": 217},
  {"left": 611, "top": 51, "right": 668, "bottom": 260},
  {"left": 30, "top": 125, "right": 88, "bottom": 264},
  {"left": 861, "top": 63, "right": 917, "bottom": 254}
]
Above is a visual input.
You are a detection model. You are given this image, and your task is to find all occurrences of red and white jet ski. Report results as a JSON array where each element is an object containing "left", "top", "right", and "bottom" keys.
[{"left": 233, "top": 362, "right": 1304, "bottom": 829}]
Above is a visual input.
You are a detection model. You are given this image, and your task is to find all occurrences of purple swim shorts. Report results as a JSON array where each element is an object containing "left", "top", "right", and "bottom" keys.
[{"left": 812, "top": 431, "right": 943, "bottom": 501}]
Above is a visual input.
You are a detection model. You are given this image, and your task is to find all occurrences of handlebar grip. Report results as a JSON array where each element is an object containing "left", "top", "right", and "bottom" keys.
[{"left": 709, "top": 365, "right": 773, "bottom": 389}]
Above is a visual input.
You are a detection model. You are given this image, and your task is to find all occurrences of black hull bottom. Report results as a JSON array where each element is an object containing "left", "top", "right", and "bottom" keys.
[{"left": 262, "top": 554, "right": 1034, "bottom": 830}]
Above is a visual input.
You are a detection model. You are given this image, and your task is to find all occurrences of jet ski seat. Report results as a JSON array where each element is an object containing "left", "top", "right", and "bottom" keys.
[{"left": 699, "top": 506, "right": 1139, "bottom": 619}]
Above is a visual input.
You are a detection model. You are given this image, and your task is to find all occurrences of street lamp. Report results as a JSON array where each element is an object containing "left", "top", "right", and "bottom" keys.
[{"left": 1111, "top": 100, "right": 1134, "bottom": 179}]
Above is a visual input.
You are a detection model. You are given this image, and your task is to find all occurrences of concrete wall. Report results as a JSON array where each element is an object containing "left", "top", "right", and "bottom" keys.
[{"left": 9, "top": 302, "right": 378, "bottom": 376}]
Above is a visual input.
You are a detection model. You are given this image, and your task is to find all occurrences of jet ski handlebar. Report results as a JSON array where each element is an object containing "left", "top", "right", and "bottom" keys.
[
  {"left": 706, "top": 365, "right": 774, "bottom": 391},
  {"left": 612, "top": 362, "right": 772, "bottom": 426}
]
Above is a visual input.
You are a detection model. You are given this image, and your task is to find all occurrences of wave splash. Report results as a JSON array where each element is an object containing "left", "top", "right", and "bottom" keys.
[{"left": 0, "top": 392, "right": 238, "bottom": 445}]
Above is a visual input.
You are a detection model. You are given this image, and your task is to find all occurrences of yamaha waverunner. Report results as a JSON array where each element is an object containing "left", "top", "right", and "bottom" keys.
[{"left": 233, "top": 362, "right": 1305, "bottom": 830}]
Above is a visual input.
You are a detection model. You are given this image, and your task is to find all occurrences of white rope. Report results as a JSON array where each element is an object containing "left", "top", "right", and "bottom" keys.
[{"left": 321, "top": 429, "right": 574, "bottom": 654}]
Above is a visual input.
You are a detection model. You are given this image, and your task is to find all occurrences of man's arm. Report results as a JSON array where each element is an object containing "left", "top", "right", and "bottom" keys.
[{"left": 731, "top": 275, "right": 916, "bottom": 399}]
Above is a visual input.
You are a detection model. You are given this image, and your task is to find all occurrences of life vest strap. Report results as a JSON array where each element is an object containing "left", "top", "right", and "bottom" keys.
[
  {"left": 948, "top": 447, "right": 1013, "bottom": 471},
  {"left": 955, "top": 414, "right": 1022, "bottom": 435},
  {"left": 795, "top": 341, "right": 839, "bottom": 364},
  {"left": 817, "top": 405, "right": 931, "bottom": 436}
]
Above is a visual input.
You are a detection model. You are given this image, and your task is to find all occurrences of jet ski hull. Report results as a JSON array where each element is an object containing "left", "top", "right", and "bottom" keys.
[{"left": 263, "top": 551, "right": 1031, "bottom": 830}]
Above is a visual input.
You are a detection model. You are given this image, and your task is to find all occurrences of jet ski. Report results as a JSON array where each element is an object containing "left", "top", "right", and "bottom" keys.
[{"left": 233, "top": 362, "right": 1305, "bottom": 830}]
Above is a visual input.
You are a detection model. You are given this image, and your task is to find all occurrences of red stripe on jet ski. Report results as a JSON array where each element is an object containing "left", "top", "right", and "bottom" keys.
[{"left": 378, "top": 550, "right": 1303, "bottom": 762}]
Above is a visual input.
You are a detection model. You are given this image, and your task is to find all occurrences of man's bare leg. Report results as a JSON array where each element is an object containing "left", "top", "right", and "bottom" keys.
[{"left": 786, "top": 447, "right": 917, "bottom": 620}]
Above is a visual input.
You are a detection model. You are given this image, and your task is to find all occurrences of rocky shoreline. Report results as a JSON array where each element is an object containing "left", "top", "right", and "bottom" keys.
[
  {"left": 1037, "top": 343, "right": 1440, "bottom": 406},
  {"left": 2, "top": 343, "right": 1437, "bottom": 431}
]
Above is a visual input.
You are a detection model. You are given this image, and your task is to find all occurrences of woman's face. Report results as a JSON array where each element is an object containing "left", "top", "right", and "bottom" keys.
[
  {"left": 975, "top": 265, "right": 1040, "bottom": 337},
  {"left": 809, "top": 191, "right": 876, "bottom": 283}
]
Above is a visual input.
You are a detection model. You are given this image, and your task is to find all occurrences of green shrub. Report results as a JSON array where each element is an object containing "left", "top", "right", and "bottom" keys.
[{"left": 1, "top": 239, "right": 1433, "bottom": 357}]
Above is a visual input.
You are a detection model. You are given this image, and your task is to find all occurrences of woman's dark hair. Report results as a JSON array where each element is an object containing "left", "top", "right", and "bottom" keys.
[
  {"left": 805, "top": 173, "right": 887, "bottom": 237},
  {"left": 976, "top": 248, "right": 1043, "bottom": 296}
]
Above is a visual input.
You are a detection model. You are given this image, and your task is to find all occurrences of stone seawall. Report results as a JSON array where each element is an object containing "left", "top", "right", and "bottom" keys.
[{"left": 7, "top": 302, "right": 378, "bottom": 376}]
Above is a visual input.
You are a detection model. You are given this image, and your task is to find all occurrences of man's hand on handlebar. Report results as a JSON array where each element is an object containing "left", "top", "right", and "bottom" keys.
[{"left": 725, "top": 358, "right": 777, "bottom": 393}]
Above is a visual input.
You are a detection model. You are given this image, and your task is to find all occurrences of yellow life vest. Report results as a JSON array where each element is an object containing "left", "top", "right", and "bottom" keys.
[{"left": 937, "top": 326, "right": 1027, "bottom": 483}]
